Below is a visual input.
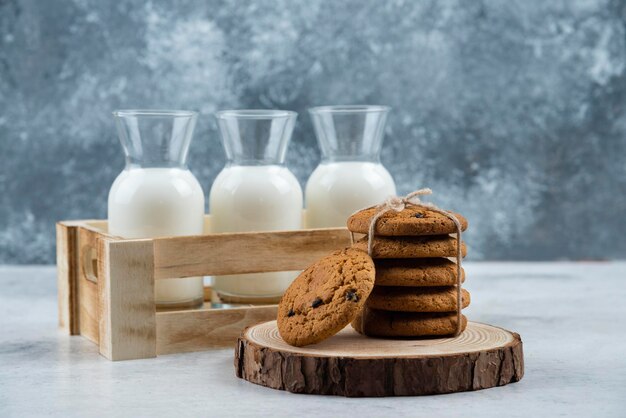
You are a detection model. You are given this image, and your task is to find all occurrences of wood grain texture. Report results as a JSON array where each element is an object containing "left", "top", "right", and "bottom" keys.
[
  {"left": 76, "top": 226, "right": 101, "bottom": 344},
  {"left": 82, "top": 220, "right": 111, "bottom": 234},
  {"left": 153, "top": 228, "right": 352, "bottom": 279},
  {"left": 235, "top": 321, "right": 524, "bottom": 397},
  {"left": 156, "top": 305, "right": 277, "bottom": 354},
  {"left": 98, "top": 239, "right": 157, "bottom": 361},
  {"left": 56, "top": 223, "right": 79, "bottom": 334}
]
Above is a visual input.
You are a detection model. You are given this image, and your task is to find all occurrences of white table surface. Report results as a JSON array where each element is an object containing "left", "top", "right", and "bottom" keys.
[{"left": 1, "top": 262, "right": 625, "bottom": 417}]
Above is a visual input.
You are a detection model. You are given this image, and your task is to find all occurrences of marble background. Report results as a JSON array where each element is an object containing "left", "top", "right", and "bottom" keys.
[{"left": 1, "top": 0, "right": 626, "bottom": 263}]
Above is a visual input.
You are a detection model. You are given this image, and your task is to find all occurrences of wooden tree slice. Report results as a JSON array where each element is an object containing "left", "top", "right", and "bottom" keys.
[{"left": 235, "top": 321, "right": 523, "bottom": 397}]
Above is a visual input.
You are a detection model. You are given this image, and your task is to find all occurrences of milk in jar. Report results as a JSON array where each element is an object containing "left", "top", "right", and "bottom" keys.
[
  {"left": 305, "top": 106, "right": 396, "bottom": 228},
  {"left": 210, "top": 110, "right": 302, "bottom": 303},
  {"left": 108, "top": 110, "right": 205, "bottom": 309}
]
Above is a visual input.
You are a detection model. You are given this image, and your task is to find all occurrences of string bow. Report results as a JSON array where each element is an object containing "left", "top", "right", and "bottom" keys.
[{"left": 356, "top": 188, "right": 465, "bottom": 336}]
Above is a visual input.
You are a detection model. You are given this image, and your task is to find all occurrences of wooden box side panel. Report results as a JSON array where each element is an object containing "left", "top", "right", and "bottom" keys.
[
  {"left": 57, "top": 221, "right": 110, "bottom": 343},
  {"left": 76, "top": 226, "right": 102, "bottom": 344},
  {"left": 153, "top": 228, "right": 352, "bottom": 279},
  {"left": 56, "top": 221, "right": 109, "bottom": 343},
  {"left": 156, "top": 305, "right": 277, "bottom": 354}
]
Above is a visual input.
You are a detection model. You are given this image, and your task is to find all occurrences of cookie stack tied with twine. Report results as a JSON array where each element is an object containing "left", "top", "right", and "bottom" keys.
[{"left": 348, "top": 188, "right": 470, "bottom": 338}]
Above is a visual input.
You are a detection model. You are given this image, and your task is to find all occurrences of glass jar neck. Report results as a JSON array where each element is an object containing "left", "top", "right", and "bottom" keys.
[
  {"left": 114, "top": 109, "right": 197, "bottom": 169},
  {"left": 309, "top": 105, "right": 389, "bottom": 164},
  {"left": 216, "top": 110, "right": 297, "bottom": 167}
]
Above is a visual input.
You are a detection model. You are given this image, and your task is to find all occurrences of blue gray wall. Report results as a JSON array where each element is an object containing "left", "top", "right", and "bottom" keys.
[{"left": 1, "top": 0, "right": 626, "bottom": 263}]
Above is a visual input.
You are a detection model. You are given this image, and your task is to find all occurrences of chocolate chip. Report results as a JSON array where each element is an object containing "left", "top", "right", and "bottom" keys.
[
  {"left": 345, "top": 289, "right": 359, "bottom": 302},
  {"left": 311, "top": 297, "right": 323, "bottom": 308},
  {"left": 287, "top": 309, "right": 295, "bottom": 317},
  {"left": 414, "top": 213, "right": 424, "bottom": 218}
]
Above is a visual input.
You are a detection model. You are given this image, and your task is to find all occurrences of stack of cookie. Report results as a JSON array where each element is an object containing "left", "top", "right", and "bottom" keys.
[{"left": 347, "top": 206, "right": 470, "bottom": 338}]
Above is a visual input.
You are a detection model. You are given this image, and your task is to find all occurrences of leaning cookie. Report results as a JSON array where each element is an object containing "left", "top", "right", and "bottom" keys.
[
  {"left": 277, "top": 248, "right": 375, "bottom": 347},
  {"left": 367, "top": 286, "right": 470, "bottom": 312},
  {"left": 352, "top": 308, "right": 467, "bottom": 337},
  {"left": 352, "top": 235, "right": 467, "bottom": 258},
  {"left": 375, "top": 258, "right": 465, "bottom": 287},
  {"left": 348, "top": 206, "right": 468, "bottom": 236}
]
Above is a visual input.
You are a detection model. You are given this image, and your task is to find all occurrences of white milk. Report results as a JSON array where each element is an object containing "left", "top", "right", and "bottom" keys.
[
  {"left": 305, "top": 161, "right": 396, "bottom": 228},
  {"left": 210, "top": 165, "right": 303, "bottom": 300},
  {"left": 108, "top": 167, "right": 205, "bottom": 307}
]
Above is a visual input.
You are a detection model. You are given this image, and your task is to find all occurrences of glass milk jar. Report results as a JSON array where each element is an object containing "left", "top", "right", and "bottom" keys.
[
  {"left": 305, "top": 105, "right": 396, "bottom": 228},
  {"left": 108, "top": 110, "right": 205, "bottom": 309},
  {"left": 210, "top": 110, "right": 303, "bottom": 303}
]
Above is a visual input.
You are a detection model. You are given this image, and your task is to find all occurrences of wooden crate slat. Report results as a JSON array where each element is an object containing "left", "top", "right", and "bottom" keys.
[
  {"left": 98, "top": 239, "right": 157, "bottom": 361},
  {"left": 153, "top": 228, "right": 352, "bottom": 279},
  {"left": 156, "top": 305, "right": 278, "bottom": 354},
  {"left": 56, "top": 223, "right": 79, "bottom": 334}
]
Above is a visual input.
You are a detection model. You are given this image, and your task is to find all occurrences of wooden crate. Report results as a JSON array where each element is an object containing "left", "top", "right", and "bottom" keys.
[{"left": 56, "top": 216, "right": 351, "bottom": 361}]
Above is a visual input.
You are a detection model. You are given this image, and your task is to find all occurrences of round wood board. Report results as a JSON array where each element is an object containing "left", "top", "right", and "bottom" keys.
[{"left": 235, "top": 320, "right": 523, "bottom": 397}]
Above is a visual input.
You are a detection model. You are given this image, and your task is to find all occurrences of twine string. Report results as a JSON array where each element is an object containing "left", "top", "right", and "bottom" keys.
[{"left": 359, "top": 188, "right": 464, "bottom": 336}]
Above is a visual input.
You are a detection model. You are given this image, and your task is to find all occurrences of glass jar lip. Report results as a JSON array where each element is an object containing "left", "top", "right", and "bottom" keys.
[
  {"left": 215, "top": 109, "right": 297, "bottom": 120},
  {"left": 112, "top": 109, "right": 198, "bottom": 118},
  {"left": 308, "top": 105, "right": 391, "bottom": 114}
]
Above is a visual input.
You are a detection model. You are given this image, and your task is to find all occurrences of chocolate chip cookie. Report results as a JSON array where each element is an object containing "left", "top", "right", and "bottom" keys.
[
  {"left": 348, "top": 206, "right": 468, "bottom": 236},
  {"left": 374, "top": 258, "right": 465, "bottom": 287},
  {"left": 277, "top": 248, "right": 375, "bottom": 347},
  {"left": 352, "top": 308, "right": 467, "bottom": 337},
  {"left": 366, "top": 286, "right": 470, "bottom": 312},
  {"left": 352, "top": 235, "right": 466, "bottom": 258}
]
